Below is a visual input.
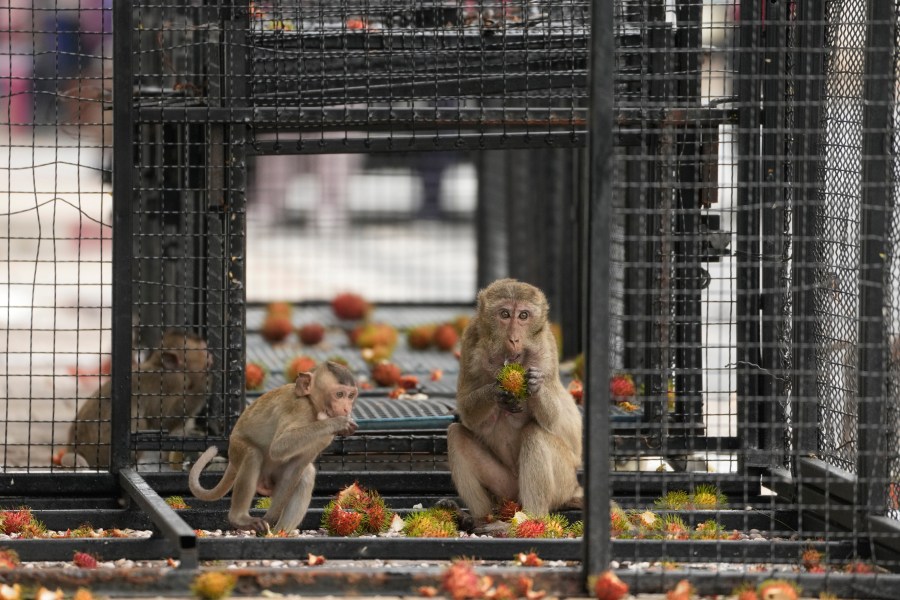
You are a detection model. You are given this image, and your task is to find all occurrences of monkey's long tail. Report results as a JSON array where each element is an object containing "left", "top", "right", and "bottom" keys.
[{"left": 188, "top": 446, "right": 236, "bottom": 501}]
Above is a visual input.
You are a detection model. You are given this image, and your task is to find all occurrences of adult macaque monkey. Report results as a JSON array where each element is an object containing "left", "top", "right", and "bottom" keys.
[
  {"left": 189, "top": 361, "right": 358, "bottom": 533},
  {"left": 448, "top": 278, "right": 583, "bottom": 524},
  {"left": 62, "top": 329, "right": 212, "bottom": 469}
]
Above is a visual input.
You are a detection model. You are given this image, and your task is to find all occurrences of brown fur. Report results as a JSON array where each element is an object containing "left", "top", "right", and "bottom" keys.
[
  {"left": 448, "top": 279, "right": 583, "bottom": 520},
  {"left": 188, "top": 361, "right": 358, "bottom": 533},
  {"left": 63, "top": 329, "right": 211, "bottom": 469}
]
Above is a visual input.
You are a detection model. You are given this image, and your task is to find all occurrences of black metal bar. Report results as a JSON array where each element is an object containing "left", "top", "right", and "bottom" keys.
[
  {"left": 791, "top": 0, "right": 827, "bottom": 460},
  {"left": 856, "top": 0, "right": 895, "bottom": 519},
  {"left": 248, "top": 132, "right": 587, "bottom": 154},
  {"left": 476, "top": 151, "right": 510, "bottom": 288},
  {"left": 583, "top": 0, "right": 614, "bottom": 582},
  {"left": 119, "top": 469, "right": 198, "bottom": 569},
  {"left": 110, "top": 0, "right": 134, "bottom": 476}
]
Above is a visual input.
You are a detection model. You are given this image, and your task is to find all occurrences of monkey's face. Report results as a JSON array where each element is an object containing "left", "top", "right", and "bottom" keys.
[
  {"left": 320, "top": 381, "right": 358, "bottom": 418},
  {"left": 494, "top": 299, "right": 542, "bottom": 362}
]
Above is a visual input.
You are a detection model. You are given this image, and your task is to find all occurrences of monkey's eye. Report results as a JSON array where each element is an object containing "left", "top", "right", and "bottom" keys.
[
  {"left": 518, "top": 311, "right": 529, "bottom": 320},
  {"left": 500, "top": 309, "right": 511, "bottom": 319},
  {"left": 336, "top": 391, "right": 344, "bottom": 398}
]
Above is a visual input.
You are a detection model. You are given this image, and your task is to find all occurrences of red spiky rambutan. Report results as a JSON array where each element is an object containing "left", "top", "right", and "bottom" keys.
[
  {"left": 284, "top": 355, "right": 317, "bottom": 383},
  {"left": 609, "top": 374, "right": 635, "bottom": 398},
  {"left": 497, "top": 499, "right": 522, "bottom": 521},
  {"left": 513, "top": 519, "right": 547, "bottom": 539},
  {"left": 261, "top": 315, "right": 293, "bottom": 343},
  {"left": 0, "top": 509, "right": 33, "bottom": 535},
  {"left": 441, "top": 559, "right": 484, "bottom": 600},
  {"left": 485, "top": 584, "right": 516, "bottom": 600},
  {"left": 298, "top": 323, "right": 325, "bottom": 345},
  {"left": 665, "top": 579, "right": 695, "bottom": 600},
  {"left": 371, "top": 362, "right": 402, "bottom": 387},
  {"left": 325, "top": 507, "right": 364, "bottom": 536},
  {"left": 266, "top": 301, "right": 293, "bottom": 318},
  {"left": 72, "top": 551, "right": 99, "bottom": 569},
  {"left": 399, "top": 375, "right": 419, "bottom": 390},
  {"left": 245, "top": 362, "right": 266, "bottom": 391},
  {"left": 757, "top": 579, "right": 799, "bottom": 600},
  {"left": 332, "top": 293, "right": 371, "bottom": 321},
  {"left": 801, "top": 548, "right": 822, "bottom": 571},
  {"left": 593, "top": 571, "right": 629, "bottom": 600},
  {"left": 0, "top": 548, "right": 20, "bottom": 569},
  {"left": 732, "top": 584, "right": 758, "bottom": 600},
  {"left": 515, "top": 552, "right": 544, "bottom": 567},
  {"left": 432, "top": 324, "right": 459, "bottom": 351}
]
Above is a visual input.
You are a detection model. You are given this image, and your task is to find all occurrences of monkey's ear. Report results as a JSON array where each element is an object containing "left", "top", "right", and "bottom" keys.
[
  {"left": 294, "top": 372, "right": 313, "bottom": 397},
  {"left": 160, "top": 351, "right": 181, "bottom": 370}
]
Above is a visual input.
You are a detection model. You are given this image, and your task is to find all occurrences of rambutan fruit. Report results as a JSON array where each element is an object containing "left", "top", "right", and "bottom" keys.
[
  {"left": 666, "top": 579, "right": 695, "bottom": 600},
  {"left": 567, "top": 520, "right": 584, "bottom": 537},
  {"left": 0, "top": 508, "right": 33, "bottom": 535},
  {"left": 610, "top": 505, "right": 632, "bottom": 537},
  {"left": 332, "top": 292, "right": 371, "bottom": 321},
  {"left": 757, "top": 579, "right": 800, "bottom": 600},
  {"left": 431, "top": 369, "right": 443, "bottom": 381},
  {"left": 497, "top": 499, "right": 522, "bottom": 521},
  {"left": 190, "top": 571, "right": 237, "bottom": 600},
  {"left": 322, "top": 505, "right": 364, "bottom": 536},
  {"left": 610, "top": 374, "right": 635, "bottom": 398},
  {"left": 261, "top": 315, "right": 293, "bottom": 343},
  {"left": 362, "top": 344, "right": 393, "bottom": 365},
  {"left": 515, "top": 552, "right": 543, "bottom": 567},
  {"left": 732, "top": 583, "right": 758, "bottom": 600},
  {"left": 654, "top": 490, "right": 691, "bottom": 510},
  {"left": 371, "top": 362, "right": 402, "bottom": 387},
  {"left": 298, "top": 322, "right": 325, "bottom": 346},
  {"left": 567, "top": 379, "right": 583, "bottom": 404},
  {"left": 592, "top": 571, "right": 629, "bottom": 600},
  {"left": 399, "top": 374, "right": 419, "bottom": 390},
  {"left": 0, "top": 548, "right": 20, "bottom": 569},
  {"left": 433, "top": 324, "right": 459, "bottom": 351},
  {"left": 690, "top": 484, "right": 727, "bottom": 509},
  {"left": 511, "top": 518, "right": 546, "bottom": 539},
  {"left": 72, "top": 551, "right": 99, "bottom": 569},
  {"left": 801, "top": 548, "right": 822, "bottom": 571},
  {"left": 403, "top": 509, "right": 458, "bottom": 538},
  {"left": 355, "top": 323, "right": 398, "bottom": 350},
  {"left": 284, "top": 355, "right": 316, "bottom": 383},
  {"left": 165, "top": 496, "right": 189, "bottom": 510},
  {"left": 266, "top": 301, "right": 293, "bottom": 318},
  {"left": 307, "top": 553, "right": 325, "bottom": 566},
  {"left": 441, "top": 559, "right": 484, "bottom": 600},
  {"left": 245, "top": 362, "right": 267, "bottom": 391},
  {"left": 693, "top": 519, "right": 726, "bottom": 540},
  {"left": 407, "top": 325, "right": 436, "bottom": 350},
  {"left": 497, "top": 363, "right": 528, "bottom": 401}
]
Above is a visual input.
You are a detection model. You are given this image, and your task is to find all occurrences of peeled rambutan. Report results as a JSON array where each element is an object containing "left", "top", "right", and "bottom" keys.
[
  {"left": 497, "top": 499, "right": 522, "bottom": 521},
  {"left": 371, "top": 362, "right": 402, "bottom": 387},
  {"left": 245, "top": 362, "right": 266, "bottom": 391},
  {"left": 399, "top": 374, "right": 419, "bottom": 390},
  {"left": 332, "top": 292, "right": 371, "bottom": 321},
  {"left": 261, "top": 315, "right": 293, "bottom": 343},
  {"left": 284, "top": 355, "right": 317, "bottom": 383},
  {"left": 298, "top": 322, "right": 325, "bottom": 345},
  {"left": 432, "top": 324, "right": 459, "bottom": 351},
  {"left": 568, "top": 379, "right": 583, "bottom": 404},
  {"left": 497, "top": 363, "right": 528, "bottom": 401}
]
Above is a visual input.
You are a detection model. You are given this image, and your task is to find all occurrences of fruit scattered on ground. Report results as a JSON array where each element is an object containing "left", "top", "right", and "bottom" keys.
[
  {"left": 261, "top": 315, "right": 294, "bottom": 343},
  {"left": 245, "top": 362, "right": 267, "bottom": 391},
  {"left": 284, "top": 355, "right": 317, "bottom": 383},
  {"left": 298, "top": 322, "right": 326, "bottom": 345},
  {"left": 432, "top": 324, "right": 459, "bottom": 351},
  {"left": 332, "top": 293, "right": 371, "bottom": 320},
  {"left": 371, "top": 362, "right": 402, "bottom": 387},
  {"left": 407, "top": 325, "right": 436, "bottom": 350},
  {"left": 593, "top": 570, "right": 629, "bottom": 600},
  {"left": 190, "top": 571, "right": 237, "bottom": 600}
]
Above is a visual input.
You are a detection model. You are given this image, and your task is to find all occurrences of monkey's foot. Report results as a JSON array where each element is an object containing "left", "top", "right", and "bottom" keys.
[
  {"left": 472, "top": 519, "right": 511, "bottom": 536},
  {"left": 230, "top": 516, "right": 269, "bottom": 535}
]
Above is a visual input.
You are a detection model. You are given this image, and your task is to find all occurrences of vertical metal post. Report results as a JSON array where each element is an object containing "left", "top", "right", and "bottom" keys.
[
  {"left": 476, "top": 151, "right": 509, "bottom": 288},
  {"left": 110, "top": 0, "right": 134, "bottom": 474},
  {"left": 583, "top": 0, "right": 614, "bottom": 582},
  {"left": 792, "top": 0, "right": 827, "bottom": 460},
  {"left": 856, "top": 0, "right": 895, "bottom": 517}
]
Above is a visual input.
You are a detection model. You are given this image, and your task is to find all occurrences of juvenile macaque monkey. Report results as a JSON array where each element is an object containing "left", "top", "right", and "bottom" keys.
[
  {"left": 447, "top": 279, "right": 583, "bottom": 524},
  {"left": 188, "top": 361, "right": 358, "bottom": 533},
  {"left": 63, "top": 329, "right": 212, "bottom": 469}
]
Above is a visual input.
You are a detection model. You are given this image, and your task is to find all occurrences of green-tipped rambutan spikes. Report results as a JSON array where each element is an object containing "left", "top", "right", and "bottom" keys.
[
  {"left": 653, "top": 490, "right": 691, "bottom": 510},
  {"left": 690, "top": 484, "right": 728, "bottom": 509},
  {"left": 509, "top": 513, "right": 569, "bottom": 539},
  {"left": 497, "top": 363, "right": 528, "bottom": 400},
  {"left": 403, "top": 507, "right": 459, "bottom": 538},
  {"left": 320, "top": 483, "right": 395, "bottom": 536}
]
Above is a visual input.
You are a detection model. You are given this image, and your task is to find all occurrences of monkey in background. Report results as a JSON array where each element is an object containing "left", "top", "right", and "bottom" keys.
[
  {"left": 189, "top": 361, "right": 358, "bottom": 533},
  {"left": 61, "top": 329, "right": 212, "bottom": 469},
  {"left": 448, "top": 279, "right": 583, "bottom": 525}
]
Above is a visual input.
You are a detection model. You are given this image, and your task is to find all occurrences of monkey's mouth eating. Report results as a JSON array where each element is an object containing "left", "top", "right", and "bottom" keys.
[{"left": 504, "top": 355, "right": 523, "bottom": 365}]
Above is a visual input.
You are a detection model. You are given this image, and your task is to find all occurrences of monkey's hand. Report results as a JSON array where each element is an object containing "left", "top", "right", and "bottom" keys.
[
  {"left": 334, "top": 416, "right": 358, "bottom": 437},
  {"left": 496, "top": 389, "right": 525, "bottom": 414},
  {"left": 526, "top": 366, "right": 545, "bottom": 393}
]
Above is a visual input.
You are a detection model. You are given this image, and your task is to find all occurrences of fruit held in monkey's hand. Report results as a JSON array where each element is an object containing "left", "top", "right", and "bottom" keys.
[
  {"left": 432, "top": 323, "right": 459, "bottom": 351},
  {"left": 497, "top": 363, "right": 529, "bottom": 401},
  {"left": 592, "top": 571, "right": 629, "bottom": 600},
  {"left": 261, "top": 315, "right": 293, "bottom": 343},
  {"left": 298, "top": 322, "right": 326, "bottom": 345},
  {"left": 371, "top": 362, "right": 402, "bottom": 387},
  {"left": 332, "top": 293, "right": 371, "bottom": 321},
  {"left": 406, "top": 324, "right": 436, "bottom": 350},
  {"left": 285, "top": 355, "right": 317, "bottom": 383},
  {"left": 245, "top": 362, "right": 267, "bottom": 391}
]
